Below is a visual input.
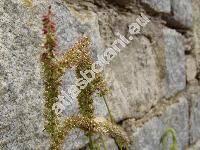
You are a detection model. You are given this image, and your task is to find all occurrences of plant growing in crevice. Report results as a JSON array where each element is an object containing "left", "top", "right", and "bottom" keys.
[
  {"left": 41, "top": 6, "right": 129, "bottom": 150},
  {"left": 161, "top": 128, "right": 178, "bottom": 150},
  {"left": 22, "top": 0, "right": 33, "bottom": 7}
]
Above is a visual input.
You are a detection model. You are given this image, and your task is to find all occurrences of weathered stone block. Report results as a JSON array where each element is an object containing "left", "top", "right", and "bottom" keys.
[
  {"left": 104, "top": 35, "right": 161, "bottom": 121},
  {"left": 141, "top": 0, "right": 193, "bottom": 28},
  {"left": 123, "top": 96, "right": 189, "bottom": 150},
  {"left": 0, "top": 0, "right": 106, "bottom": 149},
  {"left": 86, "top": 137, "right": 118, "bottom": 150},
  {"left": 186, "top": 140, "right": 200, "bottom": 150},
  {"left": 141, "top": 0, "right": 171, "bottom": 14},
  {"left": 124, "top": 117, "right": 164, "bottom": 150},
  {"left": 163, "top": 28, "right": 186, "bottom": 97},
  {"left": 0, "top": 0, "right": 198, "bottom": 149},
  {"left": 169, "top": 0, "right": 193, "bottom": 28},
  {"left": 188, "top": 86, "right": 200, "bottom": 144},
  {"left": 104, "top": 26, "right": 186, "bottom": 122},
  {"left": 186, "top": 55, "right": 197, "bottom": 82},
  {"left": 160, "top": 96, "right": 189, "bottom": 149},
  {"left": 192, "top": 0, "right": 200, "bottom": 71}
]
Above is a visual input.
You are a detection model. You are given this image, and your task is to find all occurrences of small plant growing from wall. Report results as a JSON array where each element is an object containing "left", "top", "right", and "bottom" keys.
[
  {"left": 40, "top": 6, "right": 129, "bottom": 150},
  {"left": 161, "top": 128, "right": 178, "bottom": 150}
]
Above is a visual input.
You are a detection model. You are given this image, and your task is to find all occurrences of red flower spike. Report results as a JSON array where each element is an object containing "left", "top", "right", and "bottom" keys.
[
  {"left": 43, "top": 29, "right": 48, "bottom": 34},
  {"left": 42, "top": 6, "right": 58, "bottom": 51}
]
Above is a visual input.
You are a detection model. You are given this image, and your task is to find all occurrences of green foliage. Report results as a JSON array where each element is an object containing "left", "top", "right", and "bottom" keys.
[
  {"left": 161, "top": 128, "right": 178, "bottom": 150},
  {"left": 41, "top": 6, "right": 129, "bottom": 150}
]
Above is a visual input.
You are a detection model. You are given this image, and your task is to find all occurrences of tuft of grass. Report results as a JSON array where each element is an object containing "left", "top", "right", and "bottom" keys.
[{"left": 161, "top": 128, "right": 178, "bottom": 150}]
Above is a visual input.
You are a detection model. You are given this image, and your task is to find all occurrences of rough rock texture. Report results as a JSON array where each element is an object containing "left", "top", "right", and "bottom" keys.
[
  {"left": 169, "top": 0, "right": 193, "bottom": 29},
  {"left": 141, "top": 0, "right": 193, "bottom": 28},
  {"left": 104, "top": 27, "right": 186, "bottom": 121},
  {"left": 186, "top": 140, "right": 200, "bottom": 150},
  {"left": 193, "top": 0, "right": 200, "bottom": 80},
  {"left": 123, "top": 96, "right": 189, "bottom": 150},
  {"left": 186, "top": 55, "right": 197, "bottom": 83},
  {"left": 163, "top": 28, "right": 186, "bottom": 97},
  {"left": 141, "top": 0, "right": 171, "bottom": 14},
  {"left": 0, "top": 0, "right": 106, "bottom": 149},
  {"left": 86, "top": 137, "right": 118, "bottom": 150},
  {"left": 104, "top": 35, "right": 161, "bottom": 121},
  {"left": 187, "top": 85, "right": 200, "bottom": 145},
  {"left": 0, "top": 0, "right": 199, "bottom": 149}
]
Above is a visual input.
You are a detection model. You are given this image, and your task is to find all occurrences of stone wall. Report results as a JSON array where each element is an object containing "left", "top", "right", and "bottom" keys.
[{"left": 0, "top": 0, "right": 200, "bottom": 149}]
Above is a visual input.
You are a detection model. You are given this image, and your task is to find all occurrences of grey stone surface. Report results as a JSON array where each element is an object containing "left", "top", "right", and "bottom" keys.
[
  {"left": 0, "top": 0, "right": 106, "bottom": 149},
  {"left": 188, "top": 86, "right": 200, "bottom": 144},
  {"left": 104, "top": 35, "right": 162, "bottom": 121},
  {"left": 0, "top": 0, "right": 199, "bottom": 149},
  {"left": 102, "top": 138, "right": 118, "bottom": 150},
  {"left": 140, "top": 0, "right": 193, "bottom": 28},
  {"left": 163, "top": 28, "right": 186, "bottom": 98},
  {"left": 160, "top": 96, "right": 189, "bottom": 149},
  {"left": 193, "top": 0, "right": 200, "bottom": 72},
  {"left": 141, "top": 0, "right": 193, "bottom": 29},
  {"left": 169, "top": 0, "right": 193, "bottom": 28},
  {"left": 86, "top": 137, "right": 118, "bottom": 150},
  {"left": 105, "top": 26, "right": 187, "bottom": 121},
  {"left": 101, "top": 17, "right": 187, "bottom": 122},
  {"left": 186, "top": 55, "right": 197, "bottom": 82},
  {"left": 96, "top": 2, "right": 165, "bottom": 122},
  {"left": 0, "top": 0, "right": 49, "bottom": 149},
  {"left": 123, "top": 96, "right": 189, "bottom": 150},
  {"left": 141, "top": 0, "right": 171, "bottom": 14},
  {"left": 124, "top": 117, "right": 164, "bottom": 150},
  {"left": 186, "top": 140, "right": 200, "bottom": 150}
]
